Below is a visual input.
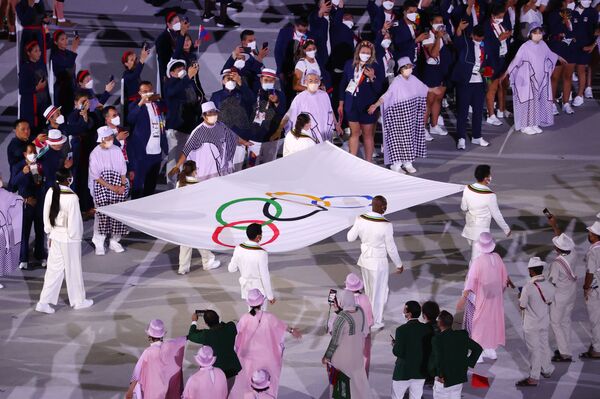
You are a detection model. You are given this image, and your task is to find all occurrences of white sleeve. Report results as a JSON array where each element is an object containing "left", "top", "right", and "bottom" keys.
[
  {"left": 294, "top": 59, "right": 307, "bottom": 73},
  {"left": 43, "top": 189, "right": 53, "bottom": 234},
  {"left": 519, "top": 284, "right": 529, "bottom": 309},
  {"left": 385, "top": 223, "right": 402, "bottom": 268},
  {"left": 489, "top": 194, "right": 510, "bottom": 234},
  {"left": 460, "top": 188, "right": 468, "bottom": 212},
  {"left": 67, "top": 196, "right": 83, "bottom": 240},
  {"left": 347, "top": 218, "right": 360, "bottom": 242},
  {"left": 227, "top": 248, "right": 240, "bottom": 273},
  {"left": 259, "top": 252, "right": 274, "bottom": 300}
]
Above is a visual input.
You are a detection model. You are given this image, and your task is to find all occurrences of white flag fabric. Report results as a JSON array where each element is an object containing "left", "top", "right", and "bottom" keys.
[{"left": 98, "top": 143, "right": 463, "bottom": 253}]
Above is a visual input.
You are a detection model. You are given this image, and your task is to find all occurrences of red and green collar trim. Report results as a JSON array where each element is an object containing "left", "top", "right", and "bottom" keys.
[
  {"left": 360, "top": 214, "right": 389, "bottom": 223},
  {"left": 240, "top": 242, "right": 265, "bottom": 251},
  {"left": 468, "top": 184, "right": 494, "bottom": 194}
]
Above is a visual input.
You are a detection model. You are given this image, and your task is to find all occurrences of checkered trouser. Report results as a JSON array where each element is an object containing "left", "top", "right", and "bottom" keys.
[
  {"left": 94, "top": 170, "right": 129, "bottom": 237},
  {"left": 382, "top": 97, "right": 427, "bottom": 165}
]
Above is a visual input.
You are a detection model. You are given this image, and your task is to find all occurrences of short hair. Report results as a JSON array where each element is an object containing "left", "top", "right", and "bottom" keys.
[
  {"left": 102, "top": 105, "right": 117, "bottom": 119},
  {"left": 13, "top": 119, "right": 29, "bottom": 129},
  {"left": 530, "top": 266, "right": 544, "bottom": 275},
  {"left": 474, "top": 164, "right": 491, "bottom": 181},
  {"left": 139, "top": 80, "right": 153, "bottom": 90},
  {"left": 405, "top": 300, "right": 421, "bottom": 318},
  {"left": 246, "top": 223, "right": 263, "bottom": 240},
  {"left": 430, "top": 13, "right": 444, "bottom": 22},
  {"left": 203, "top": 310, "right": 220, "bottom": 327},
  {"left": 294, "top": 16, "right": 309, "bottom": 26},
  {"left": 491, "top": 3, "right": 506, "bottom": 16},
  {"left": 403, "top": 0, "right": 418, "bottom": 9},
  {"left": 473, "top": 25, "right": 485, "bottom": 38},
  {"left": 438, "top": 310, "right": 453, "bottom": 328},
  {"left": 422, "top": 301, "right": 440, "bottom": 321},
  {"left": 74, "top": 91, "right": 90, "bottom": 102},
  {"left": 240, "top": 29, "right": 254, "bottom": 41}
]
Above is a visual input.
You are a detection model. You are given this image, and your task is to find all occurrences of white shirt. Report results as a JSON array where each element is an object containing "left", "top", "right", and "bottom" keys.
[
  {"left": 520, "top": 275, "right": 555, "bottom": 329},
  {"left": 585, "top": 242, "right": 600, "bottom": 288},
  {"left": 295, "top": 58, "right": 321, "bottom": 86},
  {"left": 228, "top": 241, "right": 273, "bottom": 300},
  {"left": 460, "top": 183, "right": 510, "bottom": 240},
  {"left": 347, "top": 211, "right": 402, "bottom": 270},
  {"left": 145, "top": 102, "right": 163, "bottom": 155},
  {"left": 547, "top": 252, "right": 577, "bottom": 291},
  {"left": 282, "top": 131, "right": 316, "bottom": 157},
  {"left": 492, "top": 22, "right": 508, "bottom": 56},
  {"left": 43, "top": 185, "right": 83, "bottom": 242},
  {"left": 470, "top": 42, "right": 483, "bottom": 83},
  {"left": 520, "top": 7, "right": 543, "bottom": 25}
]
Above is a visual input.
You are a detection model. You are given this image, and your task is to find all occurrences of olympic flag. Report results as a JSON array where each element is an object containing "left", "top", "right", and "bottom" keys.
[{"left": 98, "top": 143, "right": 463, "bottom": 253}]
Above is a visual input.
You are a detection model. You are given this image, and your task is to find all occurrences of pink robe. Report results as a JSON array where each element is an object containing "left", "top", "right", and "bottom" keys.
[
  {"left": 464, "top": 252, "right": 508, "bottom": 349},
  {"left": 182, "top": 366, "right": 228, "bottom": 399},
  {"left": 131, "top": 336, "right": 186, "bottom": 399},
  {"left": 355, "top": 293, "right": 374, "bottom": 374},
  {"left": 228, "top": 311, "right": 287, "bottom": 399}
]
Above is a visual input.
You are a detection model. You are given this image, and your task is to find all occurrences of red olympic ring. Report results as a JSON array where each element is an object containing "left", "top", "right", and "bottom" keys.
[{"left": 212, "top": 219, "right": 280, "bottom": 248}]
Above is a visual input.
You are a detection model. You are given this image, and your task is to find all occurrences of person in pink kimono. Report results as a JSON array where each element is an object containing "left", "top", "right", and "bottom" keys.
[
  {"left": 244, "top": 369, "right": 276, "bottom": 399},
  {"left": 182, "top": 346, "right": 228, "bottom": 399},
  {"left": 125, "top": 319, "right": 186, "bottom": 399},
  {"left": 229, "top": 289, "right": 302, "bottom": 398},
  {"left": 459, "top": 232, "right": 514, "bottom": 363},
  {"left": 344, "top": 273, "right": 374, "bottom": 375}
]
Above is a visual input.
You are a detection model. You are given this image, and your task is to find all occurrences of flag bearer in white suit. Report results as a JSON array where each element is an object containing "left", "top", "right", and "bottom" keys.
[
  {"left": 35, "top": 168, "right": 93, "bottom": 314},
  {"left": 581, "top": 220, "right": 600, "bottom": 359},
  {"left": 461, "top": 165, "right": 511, "bottom": 261},
  {"left": 516, "top": 257, "right": 556, "bottom": 387},
  {"left": 347, "top": 195, "right": 403, "bottom": 330},
  {"left": 228, "top": 223, "right": 275, "bottom": 308},
  {"left": 546, "top": 215, "right": 577, "bottom": 362}
]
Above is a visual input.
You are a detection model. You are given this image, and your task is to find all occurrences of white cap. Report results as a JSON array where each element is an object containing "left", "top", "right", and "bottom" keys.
[
  {"left": 166, "top": 58, "right": 186, "bottom": 77},
  {"left": 259, "top": 68, "right": 277, "bottom": 78},
  {"left": 552, "top": 233, "right": 575, "bottom": 251},
  {"left": 527, "top": 256, "right": 546, "bottom": 269},
  {"left": 588, "top": 221, "right": 600, "bottom": 236},
  {"left": 201, "top": 101, "right": 219, "bottom": 114},
  {"left": 46, "top": 129, "right": 66, "bottom": 145},
  {"left": 397, "top": 56, "right": 414, "bottom": 69},
  {"left": 96, "top": 126, "right": 115, "bottom": 142}
]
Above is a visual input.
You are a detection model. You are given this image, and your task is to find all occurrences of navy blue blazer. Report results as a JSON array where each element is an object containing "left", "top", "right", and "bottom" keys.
[
  {"left": 274, "top": 24, "right": 316, "bottom": 75},
  {"left": 126, "top": 100, "right": 169, "bottom": 171},
  {"left": 309, "top": 6, "right": 343, "bottom": 66},
  {"left": 122, "top": 62, "right": 144, "bottom": 103},
  {"left": 164, "top": 76, "right": 198, "bottom": 132},
  {"left": 155, "top": 28, "right": 178, "bottom": 79},
  {"left": 222, "top": 54, "right": 264, "bottom": 92},
  {"left": 450, "top": 2, "right": 487, "bottom": 36},
  {"left": 391, "top": 20, "right": 418, "bottom": 62},
  {"left": 450, "top": 34, "right": 490, "bottom": 84},
  {"left": 339, "top": 60, "right": 384, "bottom": 111},
  {"left": 368, "top": 0, "right": 402, "bottom": 34},
  {"left": 331, "top": 16, "right": 359, "bottom": 72},
  {"left": 483, "top": 18, "right": 511, "bottom": 79}
]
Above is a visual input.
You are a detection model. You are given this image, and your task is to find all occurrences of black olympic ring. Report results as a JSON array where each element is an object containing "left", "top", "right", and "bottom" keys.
[{"left": 262, "top": 197, "right": 329, "bottom": 221}]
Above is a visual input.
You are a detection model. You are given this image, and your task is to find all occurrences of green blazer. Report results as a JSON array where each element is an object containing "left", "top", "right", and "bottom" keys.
[
  {"left": 429, "top": 329, "right": 483, "bottom": 388},
  {"left": 187, "top": 321, "right": 242, "bottom": 378},
  {"left": 392, "top": 319, "right": 433, "bottom": 381}
]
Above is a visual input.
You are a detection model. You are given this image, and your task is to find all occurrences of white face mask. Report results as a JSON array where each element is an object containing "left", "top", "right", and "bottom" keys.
[
  {"left": 581, "top": 0, "right": 591, "bottom": 7},
  {"left": 224, "top": 80, "right": 237, "bottom": 91},
  {"left": 401, "top": 67, "right": 413, "bottom": 78},
  {"left": 55, "top": 115, "right": 65, "bottom": 125},
  {"left": 307, "top": 83, "right": 319, "bottom": 93},
  {"left": 359, "top": 53, "right": 371, "bottom": 62},
  {"left": 487, "top": 176, "right": 493, "bottom": 184},
  {"left": 332, "top": 0, "right": 340, "bottom": 5},
  {"left": 305, "top": 50, "right": 317, "bottom": 59},
  {"left": 432, "top": 23, "right": 444, "bottom": 31},
  {"left": 262, "top": 82, "right": 275, "bottom": 90},
  {"left": 406, "top": 12, "right": 418, "bottom": 22},
  {"left": 531, "top": 32, "right": 543, "bottom": 42},
  {"left": 84, "top": 79, "right": 93, "bottom": 89},
  {"left": 383, "top": 1, "right": 395, "bottom": 10},
  {"left": 342, "top": 20, "right": 354, "bottom": 29},
  {"left": 494, "top": 18, "right": 504, "bottom": 24},
  {"left": 381, "top": 39, "right": 392, "bottom": 48},
  {"left": 110, "top": 116, "right": 121, "bottom": 126},
  {"left": 247, "top": 41, "right": 256, "bottom": 50},
  {"left": 234, "top": 59, "right": 246, "bottom": 69},
  {"left": 103, "top": 139, "right": 114, "bottom": 148},
  {"left": 172, "top": 22, "right": 181, "bottom": 31},
  {"left": 301, "top": 128, "right": 311, "bottom": 135},
  {"left": 205, "top": 115, "right": 218, "bottom": 124},
  {"left": 26, "top": 153, "right": 36, "bottom": 162},
  {"left": 177, "top": 69, "right": 187, "bottom": 79},
  {"left": 567, "top": 2, "right": 576, "bottom": 9}
]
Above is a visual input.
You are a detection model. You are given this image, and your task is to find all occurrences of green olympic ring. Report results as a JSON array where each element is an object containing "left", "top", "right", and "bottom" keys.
[{"left": 215, "top": 197, "right": 283, "bottom": 230}]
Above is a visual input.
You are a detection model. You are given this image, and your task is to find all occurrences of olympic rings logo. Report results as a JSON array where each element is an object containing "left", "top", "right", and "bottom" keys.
[{"left": 212, "top": 193, "right": 373, "bottom": 248}]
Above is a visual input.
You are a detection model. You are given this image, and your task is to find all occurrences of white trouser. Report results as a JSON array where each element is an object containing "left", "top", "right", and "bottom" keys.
[
  {"left": 361, "top": 266, "right": 389, "bottom": 325},
  {"left": 391, "top": 379, "right": 425, "bottom": 399},
  {"left": 433, "top": 381, "right": 462, "bottom": 399},
  {"left": 166, "top": 129, "right": 188, "bottom": 186},
  {"left": 524, "top": 326, "right": 554, "bottom": 379},
  {"left": 550, "top": 285, "right": 576, "bottom": 356},
  {"left": 466, "top": 238, "right": 481, "bottom": 263},
  {"left": 586, "top": 288, "right": 600, "bottom": 352},
  {"left": 178, "top": 247, "right": 215, "bottom": 273},
  {"left": 39, "top": 240, "right": 86, "bottom": 306}
]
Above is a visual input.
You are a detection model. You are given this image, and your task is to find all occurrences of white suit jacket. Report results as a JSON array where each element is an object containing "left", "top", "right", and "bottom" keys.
[
  {"left": 460, "top": 183, "right": 510, "bottom": 240},
  {"left": 347, "top": 211, "right": 402, "bottom": 271},
  {"left": 43, "top": 185, "right": 83, "bottom": 243},
  {"left": 228, "top": 241, "right": 273, "bottom": 300}
]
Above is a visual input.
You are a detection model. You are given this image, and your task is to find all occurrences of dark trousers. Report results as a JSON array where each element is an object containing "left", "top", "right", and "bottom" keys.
[
  {"left": 20, "top": 202, "right": 45, "bottom": 263},
  {"left": 131, "top": 157, "right": 162, "bottom": 199},
  {"left": 456, "top": 81, "right": 485, "bottom": 140}
]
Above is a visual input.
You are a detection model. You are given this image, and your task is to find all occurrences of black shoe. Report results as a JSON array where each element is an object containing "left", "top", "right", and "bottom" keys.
[
  {"left": 227, "top": 1, "right": 243, "bottom": 11},
  {"left": 202, "top": 11, "right": 215, "bottom": 22},
  {"left": 216, "top": 16, "right": 240, "bottom": 28},
  {"left": 8, "top": 33, "right": 16, "bottom": 43}
]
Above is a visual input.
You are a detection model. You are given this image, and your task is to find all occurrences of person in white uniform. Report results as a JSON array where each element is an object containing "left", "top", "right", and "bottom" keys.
[
  {"left": 228, "top": 223, "right": 275, "bottom": 308},
  {"left": 282, "top": 113, "right": 318, "bottom": 157},
  {"left": 35, "top": 168, "right": 93, "bottom": 314},
  {"left": 546, "top": 215, "right": 577, "bottom": 362},
  {"left": 347, "top": 195, "right": 403, "bottom": 330},
  {"left": 581, "top": 220, "right": 600, "bottom": 359},
  {"left": 516, "top": 256, "right": 556, "bottom": 387},
  {"left": 460, "top": 165, "right": 511, "bottom": 261}
]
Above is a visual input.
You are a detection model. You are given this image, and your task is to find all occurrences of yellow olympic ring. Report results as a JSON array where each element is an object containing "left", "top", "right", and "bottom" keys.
[{"left": 264, "top": 192, "right": 331, "bottom": 207}]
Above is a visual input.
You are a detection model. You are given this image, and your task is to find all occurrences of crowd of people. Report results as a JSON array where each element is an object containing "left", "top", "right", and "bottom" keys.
[{"left": 2, "top": 0, "right": 600, "bottom": 397}]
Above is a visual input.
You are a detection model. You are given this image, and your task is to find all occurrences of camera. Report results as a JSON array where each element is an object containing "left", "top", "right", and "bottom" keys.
[
  {"left": 542, "top": 208, "right": 552, "bottom": 219},
  {"left": 327, "top": 289, "right": 337, "bottom": 305}
]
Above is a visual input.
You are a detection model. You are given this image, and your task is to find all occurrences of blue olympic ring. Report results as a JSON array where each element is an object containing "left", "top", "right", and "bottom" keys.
[{"left": 310, "top": 195, "right": 373, "bottom": 209}]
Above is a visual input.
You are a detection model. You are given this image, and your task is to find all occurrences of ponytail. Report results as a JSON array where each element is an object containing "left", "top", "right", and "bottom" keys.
[
  {"left": 49, "top": 168, "right": 72, "bottom": 227},
  {"left": 177, "top": 160, "right": 197, "bottom": 187},
  {"left": 292, "top": 113, "right": 311, "bottom": 138}
]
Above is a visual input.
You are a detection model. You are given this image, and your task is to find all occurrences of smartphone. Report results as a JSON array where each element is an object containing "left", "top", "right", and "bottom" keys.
[
  {"left": 108, "top": 74, "right": 114, "bottom": 83},
  {"left": 262, "top": 41, "right": 269, "bottom": 50},
  {"left": 195, "top": 309, "right": 205, "bottom": 315},
  {"left": 74, "top": 30, "right": 79, "bottom": 38},
  {"left": 327, "top": 289, "right": 337, "bottom": 304},
  {"left": 423, "top": 27, "right": 430, "bottom": 33},
  {"left": 518, "top": 287, "right": 523, "bottom": 294},
  {"left": 543, "top": 208, "right": 552, "bottom": 218},
  {"left": 242, "top": 46, "right": 252, "bottom": 54},
  {"left": 67, "top": 152, "right": 73, "bottom": 161},
  {"left": 142, "top": 40, "right": 148, "bottom": 50}
]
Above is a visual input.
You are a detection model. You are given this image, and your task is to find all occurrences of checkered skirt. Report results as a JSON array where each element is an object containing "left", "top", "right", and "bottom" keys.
[
  {"left": 463, "top": 293, "right": 476, "bottom": 335},
  {"left": 382, "top": 97, "right": 427, "bottom": 165},
  {"left": 94, "top": 170, "right": 129, "bottom": 236}
]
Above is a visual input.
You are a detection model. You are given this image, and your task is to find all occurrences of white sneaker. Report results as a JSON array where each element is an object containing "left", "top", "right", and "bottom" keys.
[
  {"left": 19, "top": 262, "right": 28, "bottom": 270},
  {"left": 177, "top": 269, "right": 189, "bottom": 275},
  {"left": 532, "top": 125, "right": 543, "bottom": 134},
  {"left": 0, "top": 282, "right": 4, "bottom": 289},
  {"left": 572, "top": 72, "right": 578, "bottom": 82},
  {"left": 35, "top": 302, "right": 55, "bottom": 314},
  {"left": 203, "top": 259, "right": 221, "bottom": 271},
  {"left": 424, "top": 129, "right": 434, "bottom": 142},
  {"left": 562, "top": 103, "right": 574, "bottom": 114},
  {"left": 471, "top": 137, "right": 490, "bottom": 147},
  {"left": 552, "top": 103, "right": 559, "bottom": 115},
  {"left": 442, "top": 98, "right": 449, "bottom": 108},
  {"left": 497, "top": 109, "right": 512, "bottom": 118},
  {"left": 371, "top": 322, "right": 384, "bottom": 331},
  {"left": 468, "top": 105, "right": 473, "bottom": 114},
  {"left": 572, "top": 96, "right": 584, "bottom": 107},
  {"left": 390, "top": 163, "right": 405, "bottom": 173},
  {"left": 73, "top": 299, "right": 94, "bottom": 310},
  {"left": 429, "top": 124, "right": 448, "bottom": 136},
  {"left": 457, "top": 138, "right": 466, "bottom": 150},
  {"left": 109, "top": 239, "right": 125, "bottom": 253},
  {"left": 402, "top": 162, "right": 417, "bottom": 174},
  {"left": 486, "top": 115, "right": 503, "bottom": 126},
  {"left": 584, "top": 86, "right": 593, "bottom": 99},
  {"left": 483, "top": 348, "right": 498, "bottom": 360},
  {"left": 92, "top": 237, "right": 105, "bottom": 255},
  {"left": 437, "top": 114, "right": 445, "bottom": 126},
  {"left": 521, "top": 126, "right": 537, "bottom": 135}
]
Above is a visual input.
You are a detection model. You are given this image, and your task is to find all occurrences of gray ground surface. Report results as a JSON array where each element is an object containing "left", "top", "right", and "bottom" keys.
[{"left": 1, "top": 1, "right": 599, "bottom": 398}]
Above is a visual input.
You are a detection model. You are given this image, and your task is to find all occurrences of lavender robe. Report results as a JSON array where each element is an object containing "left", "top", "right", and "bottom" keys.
[
  {"left": 285, "top": 90, "right": 336, "bottom": 143},
  {"left": 0, "top": 189, "right": 23, "bottom": 277},
  {"left": 507, "top": 40, "right": 558, "bottom": 130},
  {"left": 183, "top": 122, "right": 239, "bottom": 178},
  {"left": 88, "top": 145, "right": 127, "bottom": 198},
  {"left": 182, "top": 366, "right": 228, "bottom": 399}
]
